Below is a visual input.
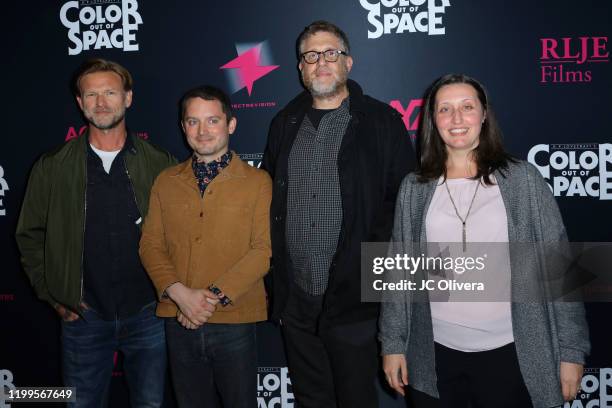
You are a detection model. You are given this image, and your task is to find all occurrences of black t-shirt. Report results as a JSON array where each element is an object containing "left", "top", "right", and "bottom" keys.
[{"left": 307, "top": 106, "right": 336, "bottom": 130}]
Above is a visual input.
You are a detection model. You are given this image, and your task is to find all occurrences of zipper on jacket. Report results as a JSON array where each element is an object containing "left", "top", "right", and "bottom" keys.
[
  {"left": 79, "top": 155, "right": 87, "bottom": 316},
  {"left": 123, "top": 157, "right": 141, "bottom": 217}
]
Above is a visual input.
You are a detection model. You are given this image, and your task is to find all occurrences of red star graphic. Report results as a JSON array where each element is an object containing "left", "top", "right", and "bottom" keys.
[{"left": 220, "top": 44, "right": 279, "bottom": 96}]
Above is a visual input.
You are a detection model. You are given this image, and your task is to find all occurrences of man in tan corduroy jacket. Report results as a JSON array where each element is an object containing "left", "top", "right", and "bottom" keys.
[{"left": 139, "top": 85, "right": 271, "bottom": 408}]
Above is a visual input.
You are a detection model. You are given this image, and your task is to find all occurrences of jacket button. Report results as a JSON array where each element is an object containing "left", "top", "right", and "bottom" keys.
[
  {"left": 277, "top": 179, "right": 285, "bottom": 187},
  {"left": 208, "top": 190, "right": 213, "bottom": 194},
  {"left": 195, "top": 237, "right": 201, "bottom": 243},
  {"left": 199, "top": 211, "right": 203, "bottom": 217},
  {"left": 274, "top": 215, "right": 282, "bottom": 222}
]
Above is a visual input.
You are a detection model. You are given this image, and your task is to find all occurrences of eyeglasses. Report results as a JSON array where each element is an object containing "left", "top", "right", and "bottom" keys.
[{"left": 300, "top": 49, "right": 349, "bottom": 64}]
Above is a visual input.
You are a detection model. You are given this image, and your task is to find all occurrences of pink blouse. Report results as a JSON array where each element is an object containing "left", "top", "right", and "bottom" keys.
[{"left": 425, "top": 177, "right": 514, "bottom": 352}]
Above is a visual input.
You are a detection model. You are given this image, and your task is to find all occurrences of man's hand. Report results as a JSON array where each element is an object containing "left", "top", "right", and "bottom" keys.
[
  {"left": 383, "top": 354, "right": 409, "bottom": 396},
  {"left": 165, "top": 283, "right": 219, "bottom": 329},
  {"left": 54, "top": 303, "right": 79, "bottom": 322},
  {"left": 177, "top": 310, "right": 198, "bottom": 330},
  {"left": 560, "top": 361, "right": 583, "bottom": 401}
]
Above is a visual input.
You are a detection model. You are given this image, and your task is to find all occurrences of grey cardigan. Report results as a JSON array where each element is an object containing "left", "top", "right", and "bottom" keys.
[{"left": 379, "top": 160, "right": 590, "bottom": 408}]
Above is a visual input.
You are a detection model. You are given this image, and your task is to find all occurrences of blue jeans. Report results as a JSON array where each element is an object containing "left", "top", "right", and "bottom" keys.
[
  {"left": 61, "top": 302, "right": 167, "bottom": 408},
  {"left": 165, "top": 319, "right": 257, "bottom": 408}
]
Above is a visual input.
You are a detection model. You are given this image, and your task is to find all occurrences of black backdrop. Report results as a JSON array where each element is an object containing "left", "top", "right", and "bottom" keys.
[{"left": 2, "top": 1, "right": 610, "bottom": 407}]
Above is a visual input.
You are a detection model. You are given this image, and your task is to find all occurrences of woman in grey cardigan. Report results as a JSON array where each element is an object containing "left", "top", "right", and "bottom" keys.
[{"left": 379, "top": 74, "right": 590, "bottom": 408}]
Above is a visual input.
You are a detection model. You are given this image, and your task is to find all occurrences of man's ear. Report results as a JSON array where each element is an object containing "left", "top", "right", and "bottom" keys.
[
  {"left": 228, "top": 117, "right": 237, "bottom": 135},
  {"left": 124, "top": 90, "right": 133, "bottom": 108},
  {"left": 345, "top": 55, "right": 353, "bottom": 73}
]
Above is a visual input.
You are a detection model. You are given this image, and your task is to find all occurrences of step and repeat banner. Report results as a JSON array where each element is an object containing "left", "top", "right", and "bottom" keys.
[{"left": 2, "top": 1, "right": 610, "bottom": 407}]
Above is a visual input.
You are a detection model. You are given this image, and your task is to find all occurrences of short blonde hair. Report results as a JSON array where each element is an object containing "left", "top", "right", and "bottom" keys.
[{"left": 73, "top": 58, "right": 133, "bottom": 96}]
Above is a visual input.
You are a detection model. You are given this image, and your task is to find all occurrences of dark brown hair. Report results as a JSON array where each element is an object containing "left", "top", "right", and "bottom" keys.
[
  {"left": 417, "top": 74, "right": 514, "bottom": 185},
  {"left": 179, "top": 85, "right": 234, "bottom": 123},
  {"left": 72, "top": 58, "right": 133, "bottom": 96},
  {"left": 296, "top": 20, "right": 351, "bottom": 57}
]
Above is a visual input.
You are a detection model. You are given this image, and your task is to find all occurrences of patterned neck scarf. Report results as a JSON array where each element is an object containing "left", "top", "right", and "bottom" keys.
[{"left": 191, "top": 151, "right": 232, "bottom": 196}]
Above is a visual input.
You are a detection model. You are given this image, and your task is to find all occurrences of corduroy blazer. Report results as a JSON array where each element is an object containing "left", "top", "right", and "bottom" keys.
[{"left": 139, "top": 154, "right": 272, "bottom": 323}]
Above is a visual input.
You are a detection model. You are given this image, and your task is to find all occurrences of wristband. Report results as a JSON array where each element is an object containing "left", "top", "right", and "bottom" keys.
[{"left": 208, "top": 284, "right": 232, "bottom": 307}]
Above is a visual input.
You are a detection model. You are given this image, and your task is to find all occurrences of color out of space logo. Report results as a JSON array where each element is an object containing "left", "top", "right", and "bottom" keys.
[
  {"left": 238, "top": 153, "right": 263, "bottom": 169},
  {"left": 0, "top": 369, "right": 16, "bottom": 407},
  {"left": 60, "top": 0, "right": 143, "bottom": 55},
  {"left": 527, "top": 143, "right": 612, "bottom": 200},
  {"left": 257, "top": 367, "right": 294, "bottom": 408},
  {"left": 562, "top": 367, "right": 611, "bottom": 408},
  {"left": 359, "top": 0, "right": 450, "bottom": 39},
  {"left": 0, "top": 165, "right": 9, "bottom": 217}
]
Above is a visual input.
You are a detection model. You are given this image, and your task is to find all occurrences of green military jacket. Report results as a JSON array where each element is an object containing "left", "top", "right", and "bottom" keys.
[{"left": 15, "top": 132, "right": 176, "bottom": 311}]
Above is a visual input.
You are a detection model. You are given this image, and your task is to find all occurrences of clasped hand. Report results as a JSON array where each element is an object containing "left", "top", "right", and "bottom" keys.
[{"left": 166, "top": 283, "right": 220, "bottom": 329}]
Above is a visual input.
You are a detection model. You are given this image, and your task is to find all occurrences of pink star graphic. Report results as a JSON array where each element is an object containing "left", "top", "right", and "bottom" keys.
[{"left": 220, "top": 44, "right": 279, "bottom": 96}]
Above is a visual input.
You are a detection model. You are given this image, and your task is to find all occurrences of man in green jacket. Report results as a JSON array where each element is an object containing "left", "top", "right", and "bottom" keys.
[{"left": 16, "top": 58, "right": 176, "bottom": 408}]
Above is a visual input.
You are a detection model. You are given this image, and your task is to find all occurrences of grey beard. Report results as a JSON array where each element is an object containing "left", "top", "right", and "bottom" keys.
[
  {"left": 309, "top": 79, "right": 345, "bottom": 99},
  {"left": 88, "top": 113, "right": 125, "bottom": 131}
]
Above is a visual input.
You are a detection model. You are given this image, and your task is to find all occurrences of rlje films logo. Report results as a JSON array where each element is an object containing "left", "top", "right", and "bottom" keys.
[
  {"left": 359, "top": 0, "right": 451, "bottom": 39},
  {"left": 220, "top": 41, "right": 279, "bottom": 111},
  {"left": 0, "top": 165, "right": 9, "bottom": 217},
  {"left": 528, "top": 143, "right": 612, "bottom": 200},
  {"left": 539, "top": 36, "right": 608, "bottom": 83},
  {"left": 257, "top": 367, "right": 294, "bottom": 408},
  {"left": 60, "top": 0, "right": 143, "bottom": 56}
]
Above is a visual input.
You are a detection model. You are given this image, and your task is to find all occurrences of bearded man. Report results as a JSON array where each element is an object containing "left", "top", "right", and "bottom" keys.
[
  {"left": 261, "top": 20, "right": 416, "bottom": 408},
  {"left": 16, "top": 58, "right": 175, "bottom": 407}
]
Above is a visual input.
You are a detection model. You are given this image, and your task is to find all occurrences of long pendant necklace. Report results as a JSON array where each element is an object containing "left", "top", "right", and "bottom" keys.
[{"left": 445, "top": 179, "right": 480, "bottom": 252}]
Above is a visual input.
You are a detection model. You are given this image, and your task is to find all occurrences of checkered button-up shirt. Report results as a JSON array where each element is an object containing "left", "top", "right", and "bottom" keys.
[{"left": 286, "top": 98, "right": 351, "bottom": 295}]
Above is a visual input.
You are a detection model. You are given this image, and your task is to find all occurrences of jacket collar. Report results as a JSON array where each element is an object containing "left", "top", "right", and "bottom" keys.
[
  {"left": 172, "top": 150, "right": 248, "bottom": 185},
  {"left": 79, "top": 127, "right": 138, "bottom": 155},
  {"left": 281, "top": 79, "right": 367, "bottom": 117}
]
